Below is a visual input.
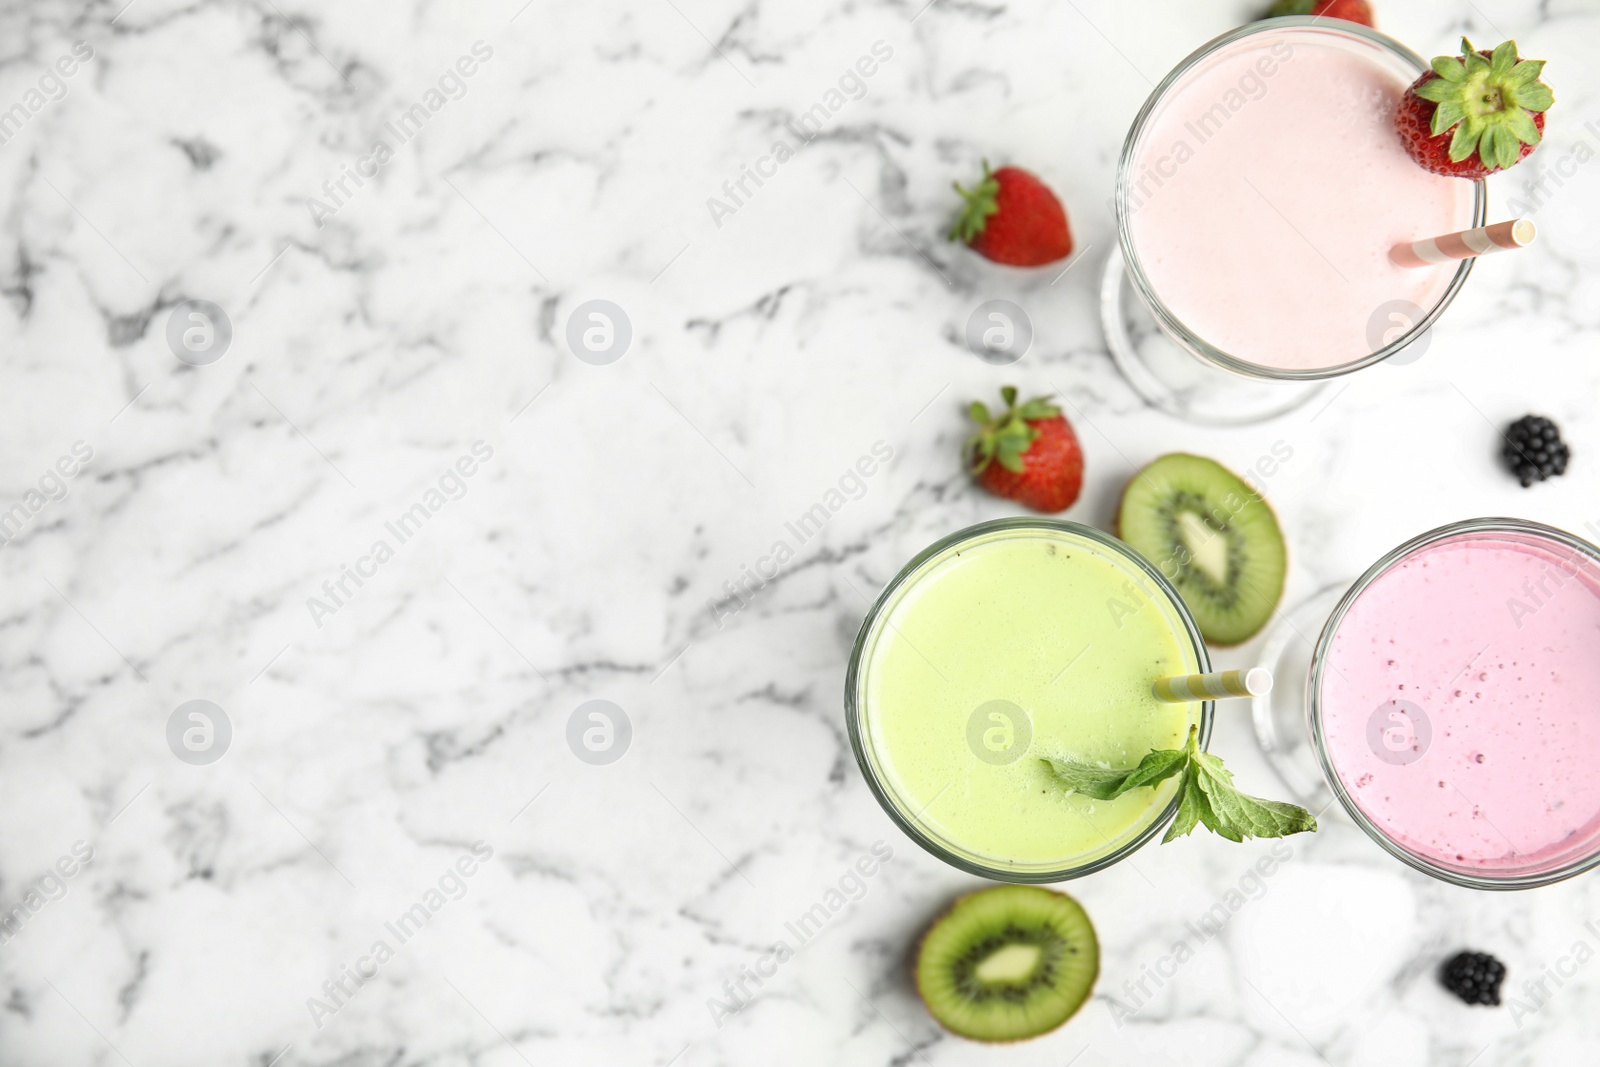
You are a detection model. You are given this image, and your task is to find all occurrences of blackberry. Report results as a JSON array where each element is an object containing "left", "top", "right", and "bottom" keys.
[
  {"left": 1440, "top": 950, "right": 1506, "bottom": 1006},
  {"left": 1502, "top": 415, "right": 1570, "bottom": 488}
]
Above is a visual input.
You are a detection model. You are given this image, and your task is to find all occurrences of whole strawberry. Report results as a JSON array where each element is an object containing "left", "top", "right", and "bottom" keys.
[
  {"left": 1267, "top": 0, "right": 1374, "bottom": 26},
  {"left": 1396, "top": 39, "right": 1553, "bottom": 179},
  {"left": 948, "top": 163, "right": 1073, "bottom": 267},
  {"left": 966, "top": 387, "right": 1083, "bottom": 513}
]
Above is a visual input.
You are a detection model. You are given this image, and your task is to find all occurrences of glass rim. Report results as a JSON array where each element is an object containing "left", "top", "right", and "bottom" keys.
[
  {"left": 1308, "top": 517, "right": 1600, "bottom": 890},
  {"left": 1114, "top": 16, "right": 1488, "bottom": 382},
  {"left": 844, "top": 517, "right": 1214, "bottom": 883}
]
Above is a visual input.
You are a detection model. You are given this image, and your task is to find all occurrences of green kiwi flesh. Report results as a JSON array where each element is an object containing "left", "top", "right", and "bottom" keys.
[
  {"left": 915, "top": 885, "right": 1098, "bottom": 1042},
  {"left": 1117, "top": 452, "right": 1287, "bottom": 646}
]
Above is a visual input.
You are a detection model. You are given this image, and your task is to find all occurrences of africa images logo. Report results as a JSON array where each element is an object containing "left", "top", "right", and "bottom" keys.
[
  {"left": 306, "top": 441, "right": 495, "bottom": 628},
  {"left": 704, "top": 40, "right": 894, "bottom": 228},
  {"left": 306, "top": 41, "right": 495, "bottom": 228},
  {"left": 306, "top": 841, "right": 494, "bottom": 1029}
]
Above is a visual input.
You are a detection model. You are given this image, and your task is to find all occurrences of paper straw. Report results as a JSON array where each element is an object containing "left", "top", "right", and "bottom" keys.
[
  {"left": 1152, "top": 667, "right": 1273, "bottom": 703},
  {"left": 1390, "top": 218, "right": 1536, "bottom": 268}
]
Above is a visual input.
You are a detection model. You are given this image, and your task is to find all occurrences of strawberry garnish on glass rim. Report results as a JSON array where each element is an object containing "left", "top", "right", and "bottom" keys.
[{"left": 1395, "top": 38, "right": 1554, "bottom": 179}]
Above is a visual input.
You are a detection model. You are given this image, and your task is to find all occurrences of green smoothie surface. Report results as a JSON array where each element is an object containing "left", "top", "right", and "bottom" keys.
[{"left": 857, "top": 524, "right": 1204, "bottom": 874}]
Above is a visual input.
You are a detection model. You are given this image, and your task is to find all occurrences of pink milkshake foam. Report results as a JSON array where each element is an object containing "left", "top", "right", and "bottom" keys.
[{"left": 1318, "top": 528, "right": 1600, "bottom": 879}]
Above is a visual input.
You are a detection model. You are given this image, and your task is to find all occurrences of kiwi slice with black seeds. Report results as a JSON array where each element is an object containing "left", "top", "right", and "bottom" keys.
[
  {"left": 1117, "top": 452, "right": 1287, "bottom": 646},
  {"left": 915, "top": 885, "right": 1098, "bottom": 1042}
]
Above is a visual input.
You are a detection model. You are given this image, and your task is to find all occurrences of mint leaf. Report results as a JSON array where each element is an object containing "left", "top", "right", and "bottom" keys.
[
  {"left": 1162, "top": 766, "right": 1213, "bottom": 842},
  {"left": 1039, "top": 757, "right": 1138, "bottom": 800},
  {"left": 1042, "top": 725, "right": 1317, "bottom": 844},
  {"left": 1190, "top": 746, "right": 1318, "bottom": 841},
  {"left": 1040, "top": 746, "right": 1186, "bottom": 801}
]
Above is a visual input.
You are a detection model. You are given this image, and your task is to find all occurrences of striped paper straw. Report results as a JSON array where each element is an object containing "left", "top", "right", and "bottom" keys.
[
  {"left": 1152, "top": 667, "right": 1273, "bottom": 703},
  {"left": 1391, "top": 218, "right": 1536, "bottom": 268}
]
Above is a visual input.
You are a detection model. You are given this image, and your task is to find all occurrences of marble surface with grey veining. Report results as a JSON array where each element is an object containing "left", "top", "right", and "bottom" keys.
[{"left": 2, "top": 0, "right": 1600, "bottom": 1064}]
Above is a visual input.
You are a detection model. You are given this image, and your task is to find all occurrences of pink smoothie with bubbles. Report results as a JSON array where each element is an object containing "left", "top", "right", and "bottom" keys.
[
  {"left": 1124, "top": 27, "right": 1476, "bottom": 372},
  {"left": 1319, "top": 530, "right": 1600, "bottom": 876}
]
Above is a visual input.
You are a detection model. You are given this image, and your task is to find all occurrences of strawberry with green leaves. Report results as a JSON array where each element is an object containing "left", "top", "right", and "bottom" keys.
[
  {"left": 948, "top": 163, "right": 1073, "bottom": 267},
  {"left": 1396, "top": 39, "right": 1554, "bottom": 179},
  {"left": 1266, "top": 0, "right": 1374, "bottom": 27},
  {"left": 965, "top": 387, "right": 1083, "bottom": 513}
]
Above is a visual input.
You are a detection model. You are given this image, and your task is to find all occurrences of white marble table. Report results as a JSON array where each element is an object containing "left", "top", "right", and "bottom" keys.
[{"left": 3, "top": 0, "right": 1600, "bottom": 1063}]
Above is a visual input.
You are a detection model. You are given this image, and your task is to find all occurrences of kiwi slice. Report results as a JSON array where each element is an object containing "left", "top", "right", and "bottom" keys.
[
  {"left": 914, "top": 885, "right": 1098, "bottom": 1043},
  {"left": 1117, "top": 453, "right": 1287, "bottom": 646}
]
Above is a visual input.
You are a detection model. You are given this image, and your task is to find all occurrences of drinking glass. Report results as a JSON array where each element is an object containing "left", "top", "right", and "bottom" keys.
[
  {"left": 1103, "top": 18, "right": 1487, "bottom": 424},
  {"left": 1256, "top": 518, "right": 1600, "bottom": 889},
  {"left": 846, "top": 519, "right": 1214, "bottom": 881}
]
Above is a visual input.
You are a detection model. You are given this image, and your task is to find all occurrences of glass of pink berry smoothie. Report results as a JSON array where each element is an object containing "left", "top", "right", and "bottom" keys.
[
  {"left": 1104, "top": 18, "right": 1486, "bottom": 424},
  {"left": 1299, "top": 520, "right": 1600, "bottom": 889}
]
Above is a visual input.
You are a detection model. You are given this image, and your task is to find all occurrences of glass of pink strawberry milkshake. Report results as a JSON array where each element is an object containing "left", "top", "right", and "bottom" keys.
[
  {"left": 1300, "top": 520, "right": 1600, "bottom": 889},
  {"left": 1104, "top": 18, "right": 1486, "bottom": 424}
]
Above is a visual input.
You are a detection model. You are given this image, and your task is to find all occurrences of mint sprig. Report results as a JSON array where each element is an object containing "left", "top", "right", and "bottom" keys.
[{"left": 1041, "top": 726, "right": 1317, "bottom": 843}]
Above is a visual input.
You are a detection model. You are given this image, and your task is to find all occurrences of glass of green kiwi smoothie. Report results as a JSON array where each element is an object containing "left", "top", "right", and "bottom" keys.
[{"left": 846, "top": 519, "right": 1215, "bottom": 881}]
